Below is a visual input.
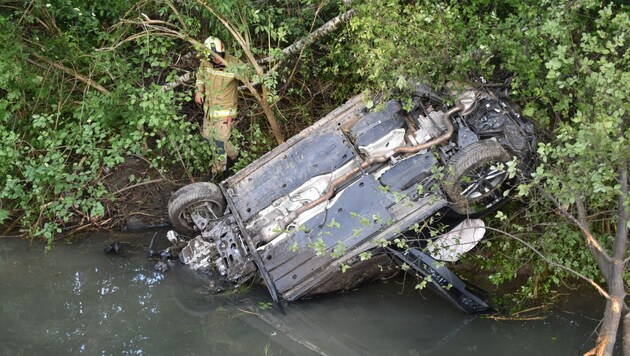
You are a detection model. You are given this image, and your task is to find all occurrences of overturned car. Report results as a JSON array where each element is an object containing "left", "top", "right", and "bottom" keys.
[{"left": 160, "top": 84, "right": 536, "bottom": 314}]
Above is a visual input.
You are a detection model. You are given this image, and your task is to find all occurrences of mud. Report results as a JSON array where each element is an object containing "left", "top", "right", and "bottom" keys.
[{"left": 103, "top": 155, "right": 191, "bottom": 231}]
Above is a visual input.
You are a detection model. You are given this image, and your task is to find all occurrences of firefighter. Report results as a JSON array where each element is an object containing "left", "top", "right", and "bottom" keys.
[{"left": 194, "top": 36, "right": 241, "bottom": 174}]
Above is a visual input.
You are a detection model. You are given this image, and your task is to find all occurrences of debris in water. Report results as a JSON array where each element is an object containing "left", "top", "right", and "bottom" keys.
[{"left": 104, "top": 241, "right": 125, "bottom": 255}]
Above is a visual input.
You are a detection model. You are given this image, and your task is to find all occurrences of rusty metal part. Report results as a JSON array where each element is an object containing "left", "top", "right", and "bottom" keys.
[{"left": 262, "top": 103, "right": 464, "bottom": 243}]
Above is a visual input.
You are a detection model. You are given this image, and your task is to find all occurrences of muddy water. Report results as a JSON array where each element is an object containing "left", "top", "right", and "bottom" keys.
[{"left": 0, "top": 231, "right": 601, "bottom": 355}]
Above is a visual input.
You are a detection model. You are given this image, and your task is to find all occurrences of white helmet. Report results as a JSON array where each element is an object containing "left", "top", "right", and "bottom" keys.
[{"left": 204, "top": 36, "right": 225, "bottom": 56}]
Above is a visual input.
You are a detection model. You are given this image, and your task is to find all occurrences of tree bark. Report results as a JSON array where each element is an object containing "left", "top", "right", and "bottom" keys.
[
  {"left": 589, "top": 158, "right": 628, "bottom": 356},
  {"left": 576, "top": 195, "right": 614, "bottom": 282},
  {"left": 161, "top": 71, "right": 193, "bottom": 91},
  {"left": 257, "top": 9, "right": 356, "bottom": 65},
  {"left": 622, "top": 309, "right": 630, "bottom": 356}
]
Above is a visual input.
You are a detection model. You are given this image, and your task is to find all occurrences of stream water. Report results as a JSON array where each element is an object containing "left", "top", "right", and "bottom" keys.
[{"left": 0, "top": 230, "right": 602, "bottom": 355}]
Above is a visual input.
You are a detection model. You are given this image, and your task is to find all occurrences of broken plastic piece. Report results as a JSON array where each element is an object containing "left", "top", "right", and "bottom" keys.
[{"left": 428, "top": 219, "right": 486, "bottom": 262}]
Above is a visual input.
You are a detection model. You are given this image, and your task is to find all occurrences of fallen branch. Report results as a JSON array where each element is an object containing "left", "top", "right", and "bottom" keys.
[
  {"left": 236, "top": 308, "right": 261, "bottom": 316},
  {"left": 161, "top": 8, "right": 356, "bottom": 91},
  {"left": 27, "top": 52, "right": 111, "bottom": 95},
  {"left": 113, "top": 178, "right": 165, "bottom": 195},
  {"left": 59, "top": 217, "right": 114, "bottom": 238},
  {"left": 161, "top": 71, "right": 194, "bottom": 91},
  {"left": 486, "top": 315, "right": 547, "bottom": 321},
  {"left": 257, "top": 9, "right": 356, "bottom": 65}
]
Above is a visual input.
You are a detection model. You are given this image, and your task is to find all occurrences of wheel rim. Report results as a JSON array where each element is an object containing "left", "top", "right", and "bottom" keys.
[
  {"left": 178, "top": 200, "right": 223, "bottom": 231},
  {"left": 459, "top": 163, "right": 508, "bottom": 201}
]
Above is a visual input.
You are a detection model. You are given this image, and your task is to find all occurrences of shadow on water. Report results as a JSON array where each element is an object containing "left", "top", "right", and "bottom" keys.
[{"left": 0, "top": 231, "right": 602, "bottom": 355}]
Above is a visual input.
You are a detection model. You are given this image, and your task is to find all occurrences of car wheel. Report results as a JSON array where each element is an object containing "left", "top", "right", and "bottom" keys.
[
  {"left": 442, "top": 139, "right": 512, "bottom": 216},
  {"left": 168, "top": 182, "right": 226, "bottom": 234}
]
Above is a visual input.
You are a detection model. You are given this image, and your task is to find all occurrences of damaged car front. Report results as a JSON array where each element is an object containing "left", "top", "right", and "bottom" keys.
[{"left": 158, "top": 84, "right": 536, "bottom": 314}]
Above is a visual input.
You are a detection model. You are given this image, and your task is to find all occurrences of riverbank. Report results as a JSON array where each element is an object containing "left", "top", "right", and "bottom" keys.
[{"left": 1, "top": 155, "right": 197, "bottom": 238}]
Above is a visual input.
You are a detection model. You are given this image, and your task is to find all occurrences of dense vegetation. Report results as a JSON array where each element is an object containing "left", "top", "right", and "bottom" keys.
[
  {"left": 1, "top": 0, "right": 628, "bottom": 354},
  {"left": 0, "top": 0, "right": 351, "bottom": 241}
]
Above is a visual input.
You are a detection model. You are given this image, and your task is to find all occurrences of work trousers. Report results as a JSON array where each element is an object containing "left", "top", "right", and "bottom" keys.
[{"left": 202, "top": 107, "right": 239, "bottom": 173}]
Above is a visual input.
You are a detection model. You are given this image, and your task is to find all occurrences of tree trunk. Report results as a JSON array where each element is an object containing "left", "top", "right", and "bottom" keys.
[
  {"left": 589, "top": 158, "right": 629, "bottom": 356},
  {"left": 592, "top": 267, "right": 624, "bottom": 355},
  {"left": 260, "top": 99, "right": 284, "bottom": 144},
  {"left": 622, "top": 309, "right": 630, "bottom": 356}
]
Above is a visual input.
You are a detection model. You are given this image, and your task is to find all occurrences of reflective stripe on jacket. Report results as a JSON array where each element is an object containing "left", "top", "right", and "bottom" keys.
[
  {"left": 208, "top": 108, "right": 238, "bottom": 118},
  {"left": 195, "top": 54, "right": 240, "bottom": 115}
]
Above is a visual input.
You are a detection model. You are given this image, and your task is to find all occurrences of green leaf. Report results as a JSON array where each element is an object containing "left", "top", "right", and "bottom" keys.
[
  {"left": 327, "top": 218, "right": 341, "bottom": 229},
  {"left": 340, "top": 264, "right": 351, "bottom": 273}
]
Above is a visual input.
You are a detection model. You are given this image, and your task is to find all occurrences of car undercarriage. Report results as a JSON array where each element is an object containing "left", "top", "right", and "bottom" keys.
[{"left": 156, "top": 84, "right": 536, "bottom": 314}]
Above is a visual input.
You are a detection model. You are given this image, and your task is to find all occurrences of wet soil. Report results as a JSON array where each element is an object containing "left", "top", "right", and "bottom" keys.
[{"left": 102, "top": 155, "right": 192, "bottom": 231}]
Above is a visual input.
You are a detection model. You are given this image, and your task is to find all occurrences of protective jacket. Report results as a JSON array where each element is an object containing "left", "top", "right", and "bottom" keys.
[
  {"left": 195, "top": 53, "right": 242, "bottom": 172},
  {"left": 195, "top": 54, "right": 240, "bottom": 124}
]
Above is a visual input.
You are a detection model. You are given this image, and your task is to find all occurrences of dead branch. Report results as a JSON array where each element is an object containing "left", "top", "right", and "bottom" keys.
[
  {"left": 27, "top": 52, "right": 111, "bottom": 95},
  {"left": 236, "top": 308, "right": 261, "bottom": 316},
  {"left": 161, "top": 71, "right": 194, "bottom": 91},
  {"left": 487, "top": 315, "right": 547, "bottom": 321},
  {"left": 59, "top": 217, "right": 114, "bottom": 237},
  {"left": 113, "top": 178, "right": 166, "bottom": 195},
  {"left": 257, "top": 9, "right": 356, "bottom": 65},
  {"left": 102, "top": 17, "right": 206, "bottom": 51}
]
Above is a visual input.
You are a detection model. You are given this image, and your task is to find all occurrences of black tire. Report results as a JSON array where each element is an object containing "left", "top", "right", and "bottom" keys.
[
  {"left": 168, "top": 182, "right": 226, "bottom": 234},
  {"left": 442, "top": 139, "right": 512, "bottom": 216}
]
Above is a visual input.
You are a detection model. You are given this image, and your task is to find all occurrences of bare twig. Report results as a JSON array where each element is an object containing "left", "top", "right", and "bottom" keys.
[
  {"left": 60, "top": 217, "right": 114, "bottom": 237},
  {"left": 538, "top": 188, "right": 612, "bottom": 266},
  {"left": 236, "top": 308, "right": 261, "bottom": 316},
  {"left": 27, "top": 52, "right": 111, "bottom": 95},
  {"left": 113, "top": 178, "right": 165, "bottom": 195},
  {"left": 484, "top": 226, "right": 611, "bottom": 300},
  {"left": 280, "top": 2, "right": 325, "bottom": 97}
]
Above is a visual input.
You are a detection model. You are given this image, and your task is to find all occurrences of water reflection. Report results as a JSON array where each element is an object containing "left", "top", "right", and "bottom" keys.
[
  {"left": 132, "top": 271, "right": 165, "bottom": 285},
  {"left": 0, "top": 232, "right": 600, "bottom": 355}
]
